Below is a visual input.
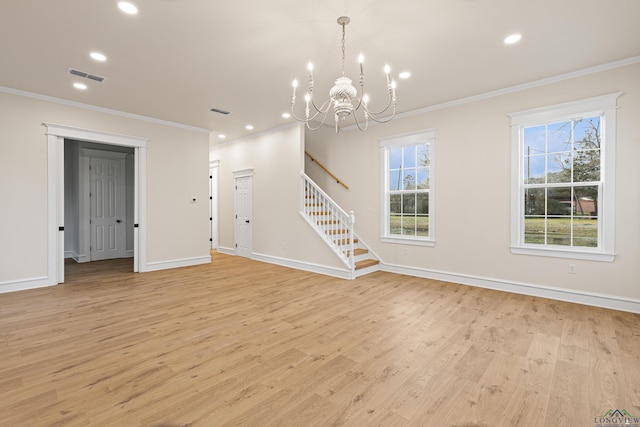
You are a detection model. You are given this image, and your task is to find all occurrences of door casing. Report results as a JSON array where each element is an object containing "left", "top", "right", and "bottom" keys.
[{"left": 45, "top": 123, "right": 147, "bottom": 284}]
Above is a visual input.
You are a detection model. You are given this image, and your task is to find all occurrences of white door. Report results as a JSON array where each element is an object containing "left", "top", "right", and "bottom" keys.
[
  {"left": 209, "top": 164, "right": 219, "bottom": 249},
  {"left": 234, "top": 175, "right": 252, "bottom": 257},
  {"left": 90, "top": 157, "right": 125, "bottom": 260}
]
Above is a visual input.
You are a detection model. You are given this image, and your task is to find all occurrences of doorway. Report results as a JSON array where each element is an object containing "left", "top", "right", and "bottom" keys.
[
  {"left": 64, "top": 141, "right": 135, "bottom": 264},
  {"left": 45, "top": 123, "right": 148, "bottom": 284}
]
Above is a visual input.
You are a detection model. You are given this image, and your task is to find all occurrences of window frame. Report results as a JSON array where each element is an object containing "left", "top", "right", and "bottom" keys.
[
  {"left": 380, "top": 129, "right": 436, "bottom": 247},
  {"left": 509, "top": 93, "right": 620, "bottom": 262}
]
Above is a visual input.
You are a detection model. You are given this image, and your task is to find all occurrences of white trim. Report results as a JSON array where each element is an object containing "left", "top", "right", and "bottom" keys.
[
  {"left": 2, "top": 87, "right": 209, "bottom": 134},
  {"left": 509, "top": 94, "right": 619, "bottom": 260},
  {"left": 511, "top": 246, "right": 615, "bottom": 262},
  {"left": 0, "top": 277, "right": 51, "bottom": 294},
  {"left": 379, "top": 128, "right": 437, "bottom": 147},
  {"left": 508, "top": 93, "right": 622, "bottom": 125},
  {"left": 251, "top": 252, "right": 351, "bottom": 280},
  {"left": 144, "top": 255, "right": 211, "bottom": 272},
  {"left": 232, "top": 168, "right": 254, "bottom": 178},
  {"left": 380, "top": 262, "right": 640, "bottom": 314},
  {"left": 394, "top": 56, "right": 639, "bottom": 121},
  {"left": 43, "top": 123, "right": 148, "bottom": 287},
  {"left": 380, "top": 129, "right": 436, "bottom": 244},
  {"left": 44, "top": 123, "right": 148, "bottom": 148},
  {"left": 380, "top": 236, "right": 436, "bottom": 247},
  {"left": 216, "top": 246, "right": 235, "bottom": 255}
]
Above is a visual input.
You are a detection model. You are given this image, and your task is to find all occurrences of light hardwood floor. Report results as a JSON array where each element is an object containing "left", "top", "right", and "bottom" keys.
[{"left": 1, "top": 252, "right": 639, "bottom": 426}]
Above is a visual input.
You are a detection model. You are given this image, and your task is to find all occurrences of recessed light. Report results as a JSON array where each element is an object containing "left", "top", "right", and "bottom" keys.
[
  {"left": 90, "top": 52, "right": 107, "bottom": 62},
  {"left": 73, "top": 82, "right": 87, "bottom": 90},
  {"left": 399, "top": 71, "right": 411, "bottom": 79},
  {"left": 282, "top": 113, "right": 291, "bottom": 119},
  {"left": 504, "top": 33, "right": 522, "bottom": 45},
  {"left": 218, "top": 134, "right": 226, "bottom": 139},
  {"left": 117, "top": 1, "right": 138, "bottom": 15},
  {"left": 245, "top": 125, "right": 254, "bottom": 130}
]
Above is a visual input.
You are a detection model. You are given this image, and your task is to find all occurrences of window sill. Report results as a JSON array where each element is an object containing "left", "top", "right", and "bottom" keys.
[
  {"left": 381, "top": 236, "right": 436, "bottom": 247},
  {"left": 511, "top": 246, "right": 615, "bottom": 262}
]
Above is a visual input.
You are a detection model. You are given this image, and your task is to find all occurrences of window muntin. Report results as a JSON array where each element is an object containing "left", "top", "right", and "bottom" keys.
[
  {"left": 388, "top": 144, "right": 430, "bottom": 237},
  {"left": 381, "top": 130, "right": 435, "bottom": 245},
  {"left": 522, "top": 116, "right": 601, "bottom": 249}
]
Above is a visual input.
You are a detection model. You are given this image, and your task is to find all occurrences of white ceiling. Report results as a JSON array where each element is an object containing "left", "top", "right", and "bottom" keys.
[{"left": 2, "top": 0, "right": 639, "bottom": 141}]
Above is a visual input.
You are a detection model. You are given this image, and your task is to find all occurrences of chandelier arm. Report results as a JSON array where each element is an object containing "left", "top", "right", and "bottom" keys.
[
  {"left": 361, "top": 106, "right": 397, "bottom": 124},
  {"left": 351, "top": 107, "right": 369, "bottom": 131},
  {"left": 305, "top": 108, "right": 333, "bottom": 131},
  {"left": 361, "top": 93, "right": 394, "bottom": 117},
  {"left": 290, "top": 99, "right": 333, "bottom": 123},
  {"left": 310, "top": 97, "right": 331, "bottom": 114}
]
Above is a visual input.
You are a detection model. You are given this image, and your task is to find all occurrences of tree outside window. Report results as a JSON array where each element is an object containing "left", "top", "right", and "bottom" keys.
[
  {"left": 388, "top": 143, "right": 430, "bottom": 238},
  {"left": 522, "top": 116, "right": 601, "bottom": 248}
]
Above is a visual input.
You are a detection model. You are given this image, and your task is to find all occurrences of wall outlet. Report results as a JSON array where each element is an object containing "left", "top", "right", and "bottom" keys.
[{"left": 568, "top": 264, "right": 576, "bottom": 274}]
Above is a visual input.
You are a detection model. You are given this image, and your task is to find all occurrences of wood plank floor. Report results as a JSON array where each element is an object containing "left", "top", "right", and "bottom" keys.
[{"left": 1, "top": 252, "right": 639, "bottom": 426}]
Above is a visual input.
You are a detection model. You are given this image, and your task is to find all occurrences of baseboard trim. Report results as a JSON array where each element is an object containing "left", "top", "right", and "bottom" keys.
[
  {"left": 143, "top": 255, "right": 211, "bottom": 272},
  {"left": 216, "top": 246, "right": 235, "bottom": 256},
  {"left": 0, "top": 276, "right": 53, "bottom": 294},
  {"left": 381, "top": 262, "right": 640, "bottom": 314},
  {"left": 251, "top": 252, "right": 351, "bottom": 280}
]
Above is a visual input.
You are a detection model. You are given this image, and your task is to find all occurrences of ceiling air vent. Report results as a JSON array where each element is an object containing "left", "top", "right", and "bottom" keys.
[
  {"left": 209, "top": 107, "right": 231, "bottom": 115},
  {"left": 67, "top": 68, "right": 106, "bottom": 83}
]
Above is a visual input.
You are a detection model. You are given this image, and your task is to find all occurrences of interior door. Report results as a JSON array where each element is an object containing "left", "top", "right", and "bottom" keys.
[
  {"left": 209, "top": 164, "right": 219, "bottom": 249},
  {"left": 90, "top": 157, "right": 124, "bottom": 260},
  {"left": 234, "top": 175, "right": 252, "bottom": 257}
]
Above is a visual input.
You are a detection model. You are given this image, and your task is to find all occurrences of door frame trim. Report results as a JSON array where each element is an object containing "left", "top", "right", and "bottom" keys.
[{"left": 44, "top": 123, "right": 148, "bottom": 284}]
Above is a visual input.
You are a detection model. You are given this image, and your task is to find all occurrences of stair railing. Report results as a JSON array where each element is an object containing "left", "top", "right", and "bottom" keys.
[
  {"left": 301, "top": 172, "right": 355, "bottom": 269},
  {"left": 305, "top": 151, "right": 349, "bottom": 190}
]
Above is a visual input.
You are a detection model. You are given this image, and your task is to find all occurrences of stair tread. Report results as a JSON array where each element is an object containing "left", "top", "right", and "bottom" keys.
[{"left": 355, "top": 259, "right": 380, "bottom": 270}]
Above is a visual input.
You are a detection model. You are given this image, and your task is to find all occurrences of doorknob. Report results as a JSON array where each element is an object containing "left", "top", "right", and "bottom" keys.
[
  {"left": 116, "top": 220, "right": 122, "bottom": 223},
  {"left": 245, "top": 220, "right": 250, "bottom": 223}
]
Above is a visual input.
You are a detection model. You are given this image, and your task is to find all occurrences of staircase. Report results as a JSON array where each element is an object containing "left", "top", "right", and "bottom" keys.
[{"left": 301, "top": 172, "right": 380, "bottom": 279}]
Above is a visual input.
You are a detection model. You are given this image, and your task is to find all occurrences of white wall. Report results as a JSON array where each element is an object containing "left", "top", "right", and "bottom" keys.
[
  {"left": 0, "top": 90, "right": 211, "bottom": 289},
  {"left": 306, "top": 62, "right": 640, "bottom": 309},
  {"left": 210, "top": 125, "right": 345, "bottom": 273}
]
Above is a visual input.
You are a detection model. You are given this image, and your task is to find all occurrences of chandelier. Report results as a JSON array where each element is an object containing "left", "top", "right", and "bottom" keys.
[{"left": 290, "top": 16, "right": 397, "bottom": 133}]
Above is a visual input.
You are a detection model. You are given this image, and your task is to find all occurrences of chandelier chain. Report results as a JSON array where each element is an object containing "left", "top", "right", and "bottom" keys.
[{"left": 341, "top": 22, "right": 346, "bottom": 76}]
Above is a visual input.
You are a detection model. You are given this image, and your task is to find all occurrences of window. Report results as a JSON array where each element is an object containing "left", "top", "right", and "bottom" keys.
[
  {"left": 509, "top": 93, "right": 620, "bottom": 261},
  {"left": 380, "top": 130, "right": 435, "bottom": 246}
]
